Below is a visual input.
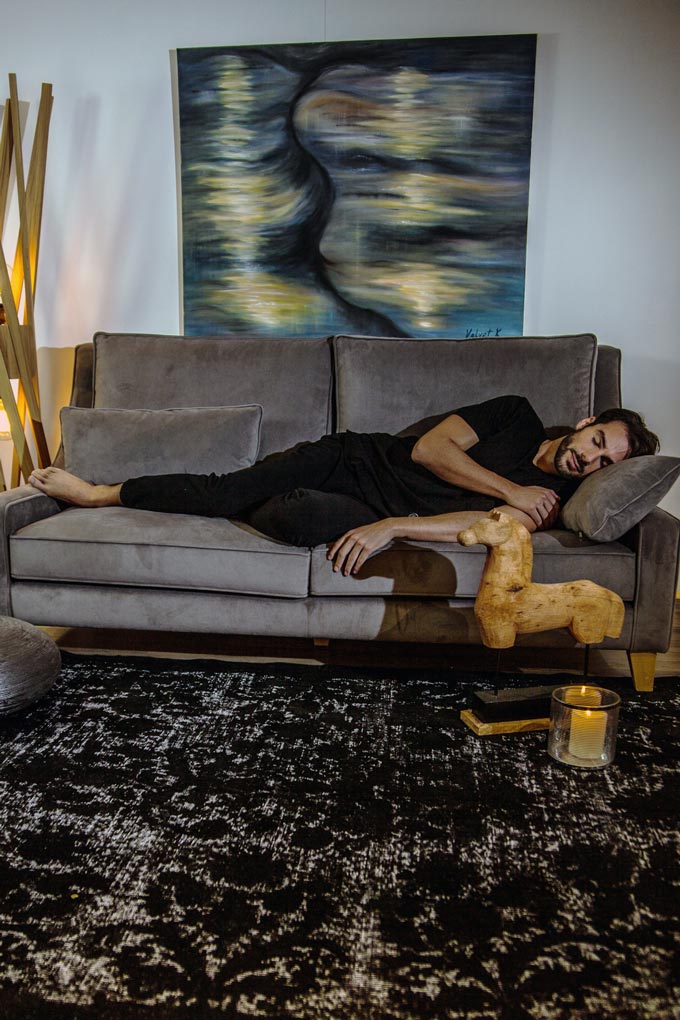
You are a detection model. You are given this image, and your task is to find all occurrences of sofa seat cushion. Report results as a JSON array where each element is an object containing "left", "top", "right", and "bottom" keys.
[
  {"left": 310, "top": 529, "right": 636, "bottom": 599},
  {"left": 10, "top": 508, "right": 311, "bottom": 598}
]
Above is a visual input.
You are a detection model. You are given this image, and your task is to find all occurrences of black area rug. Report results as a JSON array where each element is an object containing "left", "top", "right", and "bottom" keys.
[{"left": 1, "top": 654, "right": 679, "bottom": 1020}]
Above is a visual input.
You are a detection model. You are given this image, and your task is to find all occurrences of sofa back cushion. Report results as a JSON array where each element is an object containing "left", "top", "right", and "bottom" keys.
[
  {"left": 333, "top": 334, "right": 598, "bottom": 434},
  {"left": 92, "top": 333, "right": 333, "bottom": 457}
]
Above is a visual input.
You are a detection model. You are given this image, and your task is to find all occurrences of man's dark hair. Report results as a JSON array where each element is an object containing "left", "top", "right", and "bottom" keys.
[{"left": 592, "top": 408, "right": 660, "bottom": 458}]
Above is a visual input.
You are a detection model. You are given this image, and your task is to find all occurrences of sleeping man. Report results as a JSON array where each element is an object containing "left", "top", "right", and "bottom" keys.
[{"left": 28, "top": 395, "right": 658, "bottom": 577}]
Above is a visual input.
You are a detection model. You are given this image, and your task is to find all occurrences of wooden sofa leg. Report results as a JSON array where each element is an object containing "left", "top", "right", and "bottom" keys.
[
  {"left": 314, "top": 639, "right": 330, "bottom": 648},
  {"left": 627, "top": 652, "right": 656, "bottom": 692}
]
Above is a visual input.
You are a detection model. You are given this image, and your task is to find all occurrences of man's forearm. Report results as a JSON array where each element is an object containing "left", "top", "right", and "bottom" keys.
[
  {"left": 388, "top": 510, "right": 493, "bottom": 543},
  {"left": 327, "top": 512, "right": 489, "bottom": 575},
  {"left": 327, "top": 507, "right": 541, "bottom": 575},
  {"left": 411, "top": 435, "right": 513, "bottom": 501},
  {"left": 390, "top": 505, "right": 541, "bottom": 540}
]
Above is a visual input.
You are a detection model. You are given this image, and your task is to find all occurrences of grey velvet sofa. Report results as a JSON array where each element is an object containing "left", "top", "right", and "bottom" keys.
[{"left": 1, "top": 331, "right": 678, "bottom": 691}]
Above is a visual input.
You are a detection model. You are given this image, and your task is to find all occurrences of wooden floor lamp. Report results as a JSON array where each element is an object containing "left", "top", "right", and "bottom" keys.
[{"left": 0, "top": 73, "right": 53, "bottom": 492}]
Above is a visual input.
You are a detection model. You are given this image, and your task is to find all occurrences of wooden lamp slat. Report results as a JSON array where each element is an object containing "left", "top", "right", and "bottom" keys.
[
  {"left": 0, "top": 75, "right": 53, "bottom": 482},
  {"left": 0, "top": 99, "right": 13, "bottom": 226},
  {"left": 8, "top": 74, "right": 36, "bottom": 336},
  {"left": 0, "top": 353, "right": 34, "bottom": 482}
]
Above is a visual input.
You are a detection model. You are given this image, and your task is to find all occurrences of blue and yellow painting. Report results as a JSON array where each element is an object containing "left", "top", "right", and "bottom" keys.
[{"left": 176, "top": 35, "right": 536, "bottom": 338}]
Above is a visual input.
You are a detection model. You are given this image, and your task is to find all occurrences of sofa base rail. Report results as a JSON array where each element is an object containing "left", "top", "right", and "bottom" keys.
[{"left": 9, "top": 580, "right": 642, "bottom": 650}]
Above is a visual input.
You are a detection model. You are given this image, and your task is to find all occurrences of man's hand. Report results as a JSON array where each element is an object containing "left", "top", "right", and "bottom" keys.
[
  {"left": 537, "top": 501, "right": 561, "bottom": 531},
  {"left": 327, "top": 519, "right": 397, "bottom": 576},
  {"left": 504, "top": 484, "right": 560, "bottom": 528}
]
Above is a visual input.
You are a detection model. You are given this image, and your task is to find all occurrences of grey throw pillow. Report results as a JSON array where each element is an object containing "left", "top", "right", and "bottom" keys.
[
  {"left": 560, "top": 455, "right": 680, "bottom": 542},
  {"left": 61, "top": 405, "right": 263, "bottom": 485}
]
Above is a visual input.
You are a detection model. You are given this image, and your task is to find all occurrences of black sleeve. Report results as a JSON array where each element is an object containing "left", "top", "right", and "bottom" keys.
[
  {"left": 398, "top": 395, "right": 540, "bottom": 442},
  {"left": 396, "top": 411, "right": 454, "bottom": 438},
  {"left": 452, "top": 395, "right": 541, "bottom": 442}
]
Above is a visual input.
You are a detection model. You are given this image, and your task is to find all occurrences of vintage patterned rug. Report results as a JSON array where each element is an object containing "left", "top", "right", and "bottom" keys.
[{"left": 0, "top": 653, "right": 679, "bottom": 1020}]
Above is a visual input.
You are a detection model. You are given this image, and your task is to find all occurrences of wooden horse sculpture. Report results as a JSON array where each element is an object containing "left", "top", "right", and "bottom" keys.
[{"left": 458, "top": 510, "right": 625, "bottom": 649}]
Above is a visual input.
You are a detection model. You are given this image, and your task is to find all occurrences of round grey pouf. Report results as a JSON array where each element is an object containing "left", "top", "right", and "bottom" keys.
[{"left": 0, "top": 616, "right": 61, "bottom": 715}]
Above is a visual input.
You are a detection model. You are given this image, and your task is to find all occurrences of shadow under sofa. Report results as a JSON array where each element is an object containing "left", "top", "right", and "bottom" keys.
[{"left": 1, "top": 331, "right": 678, "bottom": 691}]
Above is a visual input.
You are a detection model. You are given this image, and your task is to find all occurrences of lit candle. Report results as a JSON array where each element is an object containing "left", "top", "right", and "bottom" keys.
[
  {"left": 565, "top": 685, "right": 602, "bottom": 708},
  {"left": 569, "top": 707, "right": 607, "bottom": 759}
]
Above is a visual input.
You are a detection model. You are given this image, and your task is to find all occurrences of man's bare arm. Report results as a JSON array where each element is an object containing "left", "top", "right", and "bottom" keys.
[
  {"left": 328, "top": 503, "right": 558, "bottom": 576},
  {"left": 411, "top": 413, "right": 559, "bottom": 526}
]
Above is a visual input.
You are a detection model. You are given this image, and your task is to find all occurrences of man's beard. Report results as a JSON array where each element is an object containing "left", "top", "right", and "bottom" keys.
[{"left": 554, "top": 431, "right": 585, "bottom": 478}]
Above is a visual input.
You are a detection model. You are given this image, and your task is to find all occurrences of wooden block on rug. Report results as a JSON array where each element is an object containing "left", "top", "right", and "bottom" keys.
[{"left": 460, "top": 708, "right": 551, "bottom": 736}]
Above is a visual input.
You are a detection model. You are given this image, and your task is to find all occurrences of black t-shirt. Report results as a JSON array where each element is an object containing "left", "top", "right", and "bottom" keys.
[{"left": 341, "top": 394, "right": 579, "bottom": 517}]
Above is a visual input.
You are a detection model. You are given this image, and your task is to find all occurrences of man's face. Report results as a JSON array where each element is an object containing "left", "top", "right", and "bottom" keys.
[{"left": 554, "top": 421, "right": 630, "bottom": 479}]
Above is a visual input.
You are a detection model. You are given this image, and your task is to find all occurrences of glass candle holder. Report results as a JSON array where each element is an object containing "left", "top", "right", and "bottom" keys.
[{"left": 548, "top": 685, "right": 620, "bottom": 768}]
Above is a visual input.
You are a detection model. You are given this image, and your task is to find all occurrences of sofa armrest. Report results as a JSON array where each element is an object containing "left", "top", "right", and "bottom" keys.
[
  {"left": 0, "top": 486, "right": 62, "bottom": 615},
  {"left": 620, "top": 507, "right": 680, "bottom": 652}
]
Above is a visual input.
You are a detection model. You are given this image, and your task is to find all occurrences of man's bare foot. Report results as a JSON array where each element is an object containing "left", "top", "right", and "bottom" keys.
[{"left": 28, "top": 467, "right": 123, "bottom": 508}]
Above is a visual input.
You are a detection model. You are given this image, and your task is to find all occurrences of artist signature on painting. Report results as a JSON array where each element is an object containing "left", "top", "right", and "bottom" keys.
[{"left": 465, "top": 327, "right": 504, "bottom": 338}]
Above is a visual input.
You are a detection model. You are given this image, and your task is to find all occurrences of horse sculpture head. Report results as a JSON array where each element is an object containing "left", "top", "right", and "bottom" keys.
[{"left": 458, "top": 509, "right": 522, "bottom": 549}]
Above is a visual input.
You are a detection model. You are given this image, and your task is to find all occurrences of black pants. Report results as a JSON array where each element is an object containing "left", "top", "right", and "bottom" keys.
[{"left": 119, "top": 434, "right": 380, "bottom": 546}]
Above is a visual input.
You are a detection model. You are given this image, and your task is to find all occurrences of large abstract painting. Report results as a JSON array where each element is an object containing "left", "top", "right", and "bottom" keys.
[{"left": 175, "top": 35, "right": 536, "bottom": 338}]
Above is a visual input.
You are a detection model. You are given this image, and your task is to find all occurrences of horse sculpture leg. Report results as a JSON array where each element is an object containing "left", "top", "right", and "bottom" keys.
[
  {"left": 568, "top": 583, "right": 625, "bottom": 644},
  {"left": 605, "top": 590, "right": 625, "bottom": 638},
  {"left": 475, "top": 608, "right": 518, "bottom": 649}
]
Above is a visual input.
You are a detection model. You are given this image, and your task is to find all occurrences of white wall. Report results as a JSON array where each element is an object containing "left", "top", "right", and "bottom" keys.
[{"left": 2, "top": 0, "right": 679, "bottom": 515}]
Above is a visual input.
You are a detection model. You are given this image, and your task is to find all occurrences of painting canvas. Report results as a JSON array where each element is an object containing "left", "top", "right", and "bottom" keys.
[{"left": 175, "top": 35, "right": 536, "bottom": 339}]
